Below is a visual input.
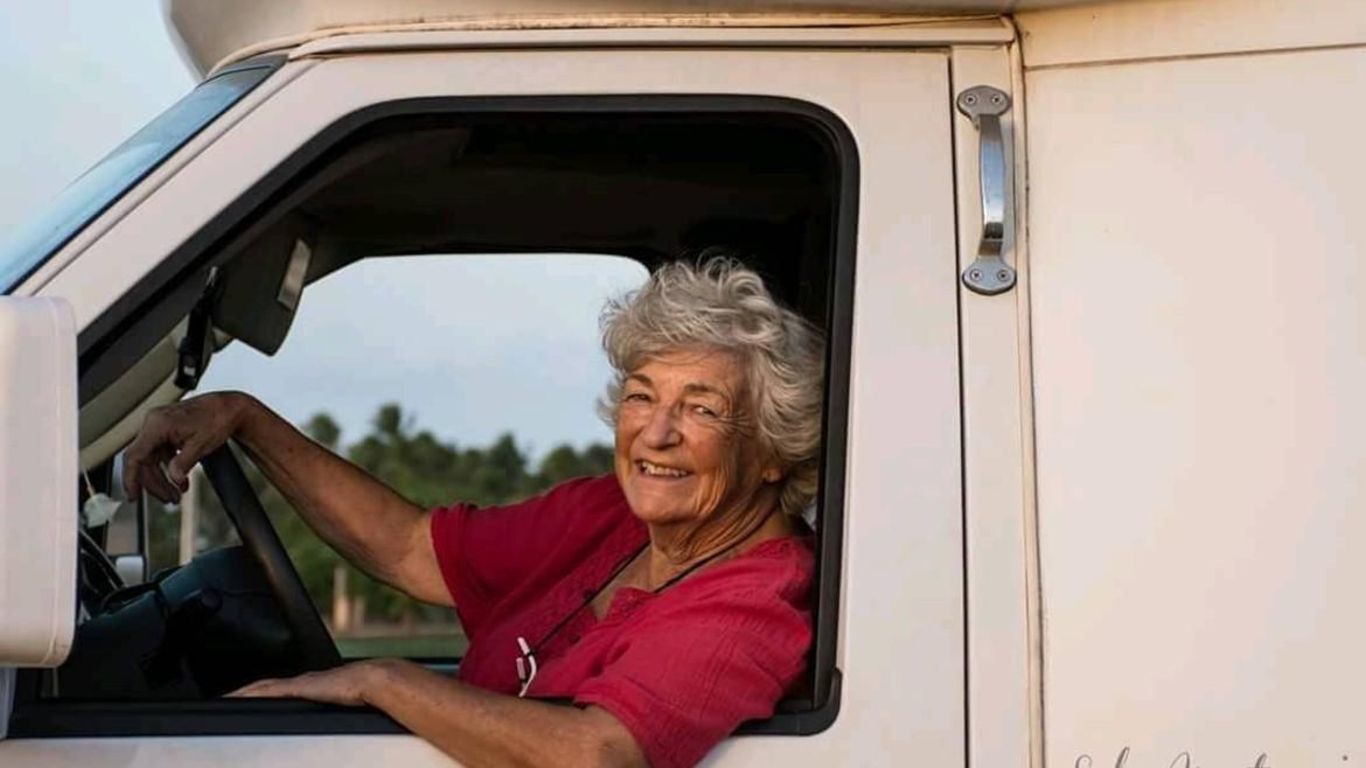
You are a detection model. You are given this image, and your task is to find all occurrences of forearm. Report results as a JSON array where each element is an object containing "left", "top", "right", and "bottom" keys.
[
  {"left": 228, "top": 394, "right": 439, "bottom": 600},
  {"left": 363, "top": 660, "right": 643, "bottom": 768}
]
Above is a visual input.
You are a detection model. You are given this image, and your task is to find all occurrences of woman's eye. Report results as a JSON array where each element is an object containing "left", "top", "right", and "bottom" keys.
[
  {"left": 623, "top": 392, "right": 650, "bottom": 403},
  {"left": 691, "top": 404, "right": 718, "bottom": 418}
]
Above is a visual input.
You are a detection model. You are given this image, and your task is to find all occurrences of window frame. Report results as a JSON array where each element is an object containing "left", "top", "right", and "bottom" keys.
[{"left": 12, "top": 93, "right": 857, "bottom": 740}]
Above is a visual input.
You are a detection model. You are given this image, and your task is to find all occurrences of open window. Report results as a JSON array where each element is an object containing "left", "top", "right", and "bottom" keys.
[
  {"left": 12, "top": 98, "right": 855, "bottom": 739},
  {"left": 197, "top": 252, "right": 646, "bottom": 663}
]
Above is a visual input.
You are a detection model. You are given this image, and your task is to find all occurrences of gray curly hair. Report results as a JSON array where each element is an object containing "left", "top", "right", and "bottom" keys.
[{"left": 599, "top": 257, "right": 825, "bottom": 518}]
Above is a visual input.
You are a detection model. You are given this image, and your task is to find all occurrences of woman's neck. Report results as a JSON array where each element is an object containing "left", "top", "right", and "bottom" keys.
[{"left": 641, "top": 493, "right": 792, "bottom": 590}]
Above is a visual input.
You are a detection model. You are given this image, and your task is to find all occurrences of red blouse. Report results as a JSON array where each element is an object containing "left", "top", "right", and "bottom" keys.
[{"left": 429, "top": 474, "right": 814, "bottom": 768}]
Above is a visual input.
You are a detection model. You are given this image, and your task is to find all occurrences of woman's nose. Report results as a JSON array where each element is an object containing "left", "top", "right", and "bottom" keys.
[{"left": 641, "top": 404, "right": 682, "bottom": 447}]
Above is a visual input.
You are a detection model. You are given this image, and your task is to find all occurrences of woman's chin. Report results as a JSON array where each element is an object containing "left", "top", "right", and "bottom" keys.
[{"left": 624, "top": 481, "right": 699, "bottom": 524}]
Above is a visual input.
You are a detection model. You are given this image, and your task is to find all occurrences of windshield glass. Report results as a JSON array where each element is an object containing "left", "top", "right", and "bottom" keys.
[{"left": 0, "top": 63, "right": 276, "bottom": 294}]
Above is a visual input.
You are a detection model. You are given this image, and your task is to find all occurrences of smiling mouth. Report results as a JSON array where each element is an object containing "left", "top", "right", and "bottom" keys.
[{"left": 636, "top": 459, "right": 692, "bottom": 479}]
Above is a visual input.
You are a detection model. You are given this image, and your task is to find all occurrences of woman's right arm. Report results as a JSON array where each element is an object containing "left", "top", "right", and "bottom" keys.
[{"left": 122, "top": 391, "right": 451, "bottom": 606}]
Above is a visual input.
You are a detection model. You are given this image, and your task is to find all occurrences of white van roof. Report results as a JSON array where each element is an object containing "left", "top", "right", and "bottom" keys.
[{"left": 164, "top": 0, "right": 1091, "bottom": 76}]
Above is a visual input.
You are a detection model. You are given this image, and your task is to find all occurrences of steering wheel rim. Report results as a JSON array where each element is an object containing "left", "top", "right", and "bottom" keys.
[{"left": 200, "top": 445, "right": 341, "bottom": 672}]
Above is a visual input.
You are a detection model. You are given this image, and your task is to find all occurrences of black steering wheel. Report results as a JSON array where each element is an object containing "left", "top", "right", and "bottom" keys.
[{"left": 200, "top": 445, "right": 342, "bottom": 673}]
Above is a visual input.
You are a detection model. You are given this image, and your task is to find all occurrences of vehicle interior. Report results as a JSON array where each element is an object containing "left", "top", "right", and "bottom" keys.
[{"left": 17, "top": 106, "right": 851, "bottom": 733}]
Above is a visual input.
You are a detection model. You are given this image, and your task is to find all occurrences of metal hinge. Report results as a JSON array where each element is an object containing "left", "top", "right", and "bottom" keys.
[{"left": 956, "top": 85, "right": 1016, "bottom": 296}]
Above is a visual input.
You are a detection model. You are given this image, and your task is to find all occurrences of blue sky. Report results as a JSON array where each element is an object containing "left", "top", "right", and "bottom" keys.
[
  {"left": 1, "top": 1, "right": 644, "bottom": 460},
  {"left": 197, "top": 254, "right": 644, "bottom": 459}
]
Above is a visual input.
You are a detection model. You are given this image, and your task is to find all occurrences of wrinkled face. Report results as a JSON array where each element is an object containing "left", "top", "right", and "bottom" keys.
[{"left": 614, "top": 348, "right": 780, "bottom": 527}]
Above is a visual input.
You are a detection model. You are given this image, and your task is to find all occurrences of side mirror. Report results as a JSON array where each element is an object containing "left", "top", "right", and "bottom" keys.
[{"left": 0, "top": 297, "right": 77, "bottom": 667}]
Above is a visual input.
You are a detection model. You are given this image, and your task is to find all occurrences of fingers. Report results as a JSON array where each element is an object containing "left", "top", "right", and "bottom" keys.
[
  {"left": 226, "top": 667, "right": 373, "bottom": 707},
  {"left": 167, "top": 433, "right": 212, "bottom": 488},
  {"left": 146, "top": 453, "right": 184, "bottom": 503},
  {"left": 227, "top": 678, "right": 289, "bottom": 698},
  {"left": 122, "top": 415, "right": 160, "bottom": 499},
  {"left": 125, "top": 434, "right": 182, "bottom": 503},
  {"left": 227, "top": 673, "right": 321, "bottom": 701},
  {"left": 121, "top": 396, "right": 233, "bottom": 502}
]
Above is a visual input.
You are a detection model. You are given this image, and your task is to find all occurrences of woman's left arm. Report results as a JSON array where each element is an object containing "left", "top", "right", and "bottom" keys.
[{"left": 231, "top": 660, "right": 647, "bottom": 768}]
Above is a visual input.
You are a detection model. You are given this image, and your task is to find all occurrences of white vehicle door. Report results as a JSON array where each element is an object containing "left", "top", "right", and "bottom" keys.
[{"left": 3, "top": 38, "right": 968, "bottom": 767}]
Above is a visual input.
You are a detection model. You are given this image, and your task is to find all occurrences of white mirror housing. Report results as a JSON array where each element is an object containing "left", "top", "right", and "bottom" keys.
[{"left": 0, "top": 297, "right": 77, "bottom": 667}]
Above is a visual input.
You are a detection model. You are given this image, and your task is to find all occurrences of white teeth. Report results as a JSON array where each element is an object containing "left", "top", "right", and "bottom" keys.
[{"left": 638, "top": 460, "right": 690, "bottom": 478}]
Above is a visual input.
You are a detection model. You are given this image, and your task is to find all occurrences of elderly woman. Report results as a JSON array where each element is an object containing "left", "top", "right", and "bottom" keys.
[{"left": 123, "top": 258, "right": 824, "bottom": 768}]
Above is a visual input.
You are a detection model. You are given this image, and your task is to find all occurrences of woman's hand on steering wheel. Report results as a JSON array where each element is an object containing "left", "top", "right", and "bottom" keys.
[
  {"left": 123, "top": 392, "right": 251, "bottom": 502},
  {"left": 123, "top": 392, "right": 344, "bottom": 671}
]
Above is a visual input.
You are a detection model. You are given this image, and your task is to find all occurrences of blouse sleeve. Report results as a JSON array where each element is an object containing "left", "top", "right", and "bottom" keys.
[
  {"left": 429, "top": 475, "right": 610, "bottom": 636},
  {"left": 573, "top": 585, "right": 812, "bottom": 768}
]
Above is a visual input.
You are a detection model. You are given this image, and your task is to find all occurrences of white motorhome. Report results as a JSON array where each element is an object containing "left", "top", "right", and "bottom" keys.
[{"left": 2, "top": 0, "right": 1363, "bottom": 765}]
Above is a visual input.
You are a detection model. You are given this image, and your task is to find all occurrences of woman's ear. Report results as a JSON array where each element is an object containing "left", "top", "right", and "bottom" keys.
[{"left": 762, "top": 465, "right": 783, "bottom": 483}]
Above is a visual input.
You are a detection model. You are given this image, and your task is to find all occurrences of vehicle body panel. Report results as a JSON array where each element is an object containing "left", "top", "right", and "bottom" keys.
[
  {"left": 1024, "top": 27, "right": 1366, "bottom": 768},
  {"left": 163, "top": 0, "right": 1087, "bottom": 75}
]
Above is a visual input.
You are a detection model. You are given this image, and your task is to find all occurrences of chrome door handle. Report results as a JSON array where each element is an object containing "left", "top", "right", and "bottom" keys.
[{"left": 956, "top": 85, "right": 1016, "bottom": 296}]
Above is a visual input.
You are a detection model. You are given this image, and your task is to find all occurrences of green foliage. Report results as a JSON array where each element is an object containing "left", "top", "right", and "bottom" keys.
[
  {"left": 187, "top": 403, "right": 614, "bottom": 626},
  {"left": 304, "top": 413, "right": 341, "bottom": 451},
  {"left": 536, "top": 442, "right": 615, "bottom": 488}
]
